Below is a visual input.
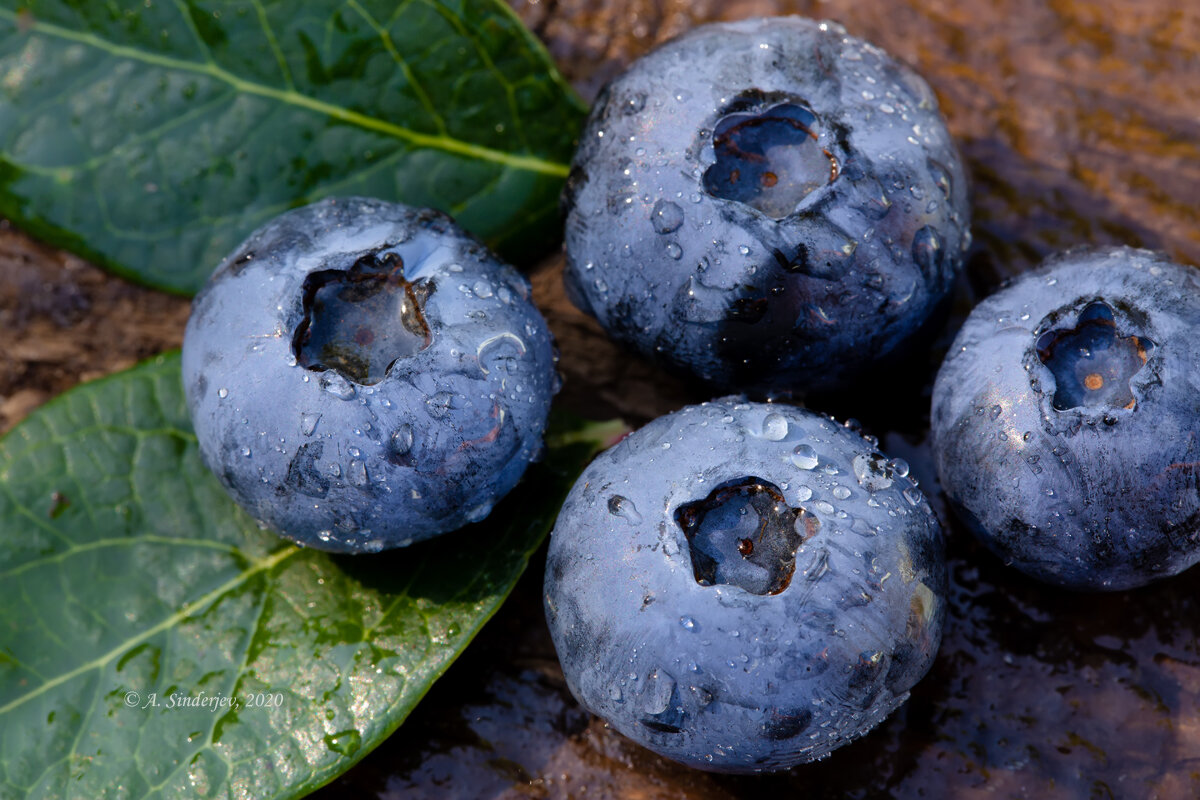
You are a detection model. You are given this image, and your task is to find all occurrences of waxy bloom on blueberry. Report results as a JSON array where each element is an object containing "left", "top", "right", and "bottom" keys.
[
  {"left": 562, "top": 17, "right": 970, "bottom": 395},
  {"left": 545, "top": 399, "right": 946, "bottom": 772},
  {"left": 932, "top": 247, "right": 1200, "bottom": 590},
  {"left": 182, "top": 197, "right": 558, "bottom": 553}
]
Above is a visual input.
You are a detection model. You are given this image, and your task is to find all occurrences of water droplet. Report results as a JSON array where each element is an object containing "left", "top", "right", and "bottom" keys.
[
  {"left": 832, "top": 485, "right": 851, "bottom": 500},
  {"left": 665, "top": 242, "right": 683, "bottom": 260},
  {"left": 608, "top": 495, "right": 643, "bottom": 524},
  {"left": 317, "top": 530, "right": 333, "bottom": 543},
  {"left": 349, "top": 460, "right": 368, "bottom": 486},
  {"left": 852, "top": 452, "right": 894, "bottom": 492},
  {"left": 472, "top": 280, "right": 493, "bottom": 299},
  {"left": 814, "top": 500, "right": 836, "bottom": 514},
  {"left": 760, "top": 412, "right": 788, "bottom": 441},
  {"left": 651, "top": 199, "right": 684, "bottom": 234},
  {"left": 912, "top": 226, "right": 943, "bottom": 277},
  {"left": 390, "top": 424, "right": 414, "bottom": 455},
  {"left": 680, "top": 616, "right": 698, "bottom": 632},
  {"left": 643, "top": 670, "right": 676, "bottom": 715},
  {"left": 903, "top": 487, "right": 923, "bottom": 506},
  {"left": 738, "top": 245, "right": 751, "bottom": 256},
  {"left": 217, "top": 388, "right": 229, "bottom": 399},
  {"left": 791, "top": 444, "right": 819, "bottom": 470},
  {"left": 796, "top": 485, "right": 813, "bottom": 502},
  {"left": 928, "top": 158, "right": 952, "bottom": 200},
  {"left": 240, "top": 446, "right": 252, "bottom": 458},
  {"left": 888, "top": 458, "right": 910, "bottom": 478},
  {"left": 319, "top": 374, "right": 356, "bottom": 400},
  {"left": 323, "top": 729, "right": 362, "bottom": 757},
  {"left": 300, "top": 413, "right": 321, "bottom": 436}
]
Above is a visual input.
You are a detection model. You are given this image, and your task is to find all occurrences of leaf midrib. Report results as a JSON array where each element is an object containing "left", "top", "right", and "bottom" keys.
[
  {"left": 0, "top": 544, "right": 301, "bottom": 716},
  {"left": 0, "top": 9, "right": 571, "bottom": 178}
]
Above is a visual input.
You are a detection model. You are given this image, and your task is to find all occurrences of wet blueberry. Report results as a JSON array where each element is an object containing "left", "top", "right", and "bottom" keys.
[
  {"left": 931, "top": 247, "right": 1200, "bottom": 590},
  {"left": 562, "top": 17, "right": 970, "bottom": 395},
  {"left": 544, "top": 399, "right": 947, "bottom": 772},
  {"left": 182, "top": 197, "right": 558, "bottom": 552}
]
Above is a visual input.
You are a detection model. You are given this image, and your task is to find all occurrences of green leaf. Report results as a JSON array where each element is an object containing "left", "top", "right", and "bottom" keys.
[
  {"left": 0, "top": 1, "right": 585, "bottom": 295},
  {"left": 0, "top": 353, "right": 622, "bottom": 800}
]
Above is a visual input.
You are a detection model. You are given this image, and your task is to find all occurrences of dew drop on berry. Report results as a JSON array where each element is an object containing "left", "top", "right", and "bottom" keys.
[
  {"left": 300, "top": 413, "right": 321, "bottom": 436},
  {"left": 608, "top": 495, "right": 643, "bottom": 525},
  {"left": 651, "top": 200, "right": 684, "bottom": 234},
  {"left": 319, "top": 374, "right": 356, "bottom": 400},
  {"left": 390, "top": 424, "right": 414, "bottom": 456},
  {"left": 791, "top": 444, "right": 819, "bottom": 470},
  {"left": 760, "top": 412, "right": 789, "bottom": 441}
]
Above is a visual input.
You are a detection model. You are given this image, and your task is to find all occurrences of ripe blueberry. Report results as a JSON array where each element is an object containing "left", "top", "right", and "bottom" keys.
[
  {"left": 562, "top": 17, "right": 970, "bottom": 395},
  {"left": 182, "top": 197, "right": 558, "bottom": 552},
  {"left": 544, "top": 398, "right": 946, "bottom": 772},
  {"left": 932, "top": 246, "right": 1200, "bottom": 590}
]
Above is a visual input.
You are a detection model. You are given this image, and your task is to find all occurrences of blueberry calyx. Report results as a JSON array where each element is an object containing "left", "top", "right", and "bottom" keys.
[
  {"left": 292, "top": 250, "right": 433, "bottom": 385},
  {"left": 1035, "top": 300, "right": 1155, "bottom": 412},
  {"left": 702, "top": 100, "right": 839, "bottom": 219},
  {"left": 675, "top": 476, "right": 820, "bottom": 596}
]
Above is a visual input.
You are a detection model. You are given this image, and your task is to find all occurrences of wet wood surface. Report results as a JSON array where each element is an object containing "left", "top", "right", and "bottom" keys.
[{"left": 3, "top": 0, "right": 1199, "bottom": 797}]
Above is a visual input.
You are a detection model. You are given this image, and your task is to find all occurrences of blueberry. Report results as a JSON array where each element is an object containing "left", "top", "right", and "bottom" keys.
[
  {"left": 931, "top": 246, "right": 1200, "bottom": 590},
  {"left": 543, "top": 398, "right": 946, "bottom": 772},
  {"left": 562, "top": 17, "right": 970, "bottom": 395},
  {"left": 182, "top": 197, "right": 558, "bottom": 552}
]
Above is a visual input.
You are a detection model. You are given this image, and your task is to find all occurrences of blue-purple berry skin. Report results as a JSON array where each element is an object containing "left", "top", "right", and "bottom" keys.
[
  {"left": 545, "top": 398, "right": 946, "bottom": 772},
  {"left": 183, "top": 197, "right": 558, "bottom": 552},
  {"left": 932, "top": 246, "right": 1200, "bottom": 590},
  {"left": 563, "top": 17, "right": 970, "bottom": 395}
]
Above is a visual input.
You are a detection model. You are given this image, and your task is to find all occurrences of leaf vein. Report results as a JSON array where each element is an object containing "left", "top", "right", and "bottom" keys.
[
  {"left": 0, "top": 9, "right": 568, "bottom": 177},
  {"left": 346, "top": 0, "right": 445, "bottom": 136},
  {"left": 251, "top": 0, "right": 296, "bottom": 91},
  {"left": 0, "top": 546, "right": 301, "bottom": 717}
]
